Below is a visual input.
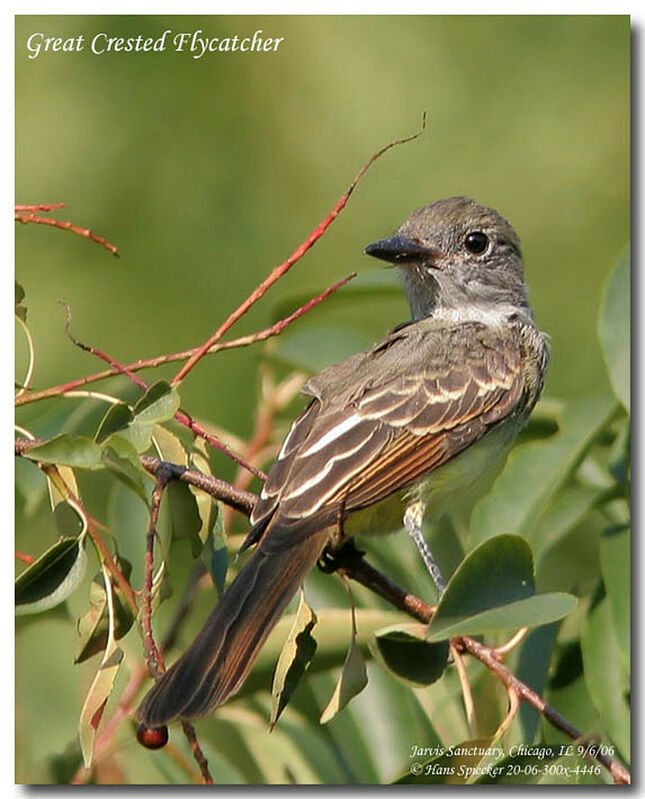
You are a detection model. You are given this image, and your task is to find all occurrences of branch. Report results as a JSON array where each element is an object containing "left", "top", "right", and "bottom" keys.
[
  {"left": 15, "top": 432, "right": 631, "bottom": 784},
  {"left": 15, "top": 203, "right": 119, "bottom": 256},
  {"left": 56, "top": 313, "right": 263, "bottom": 479},
  {"left": 140, "top": 455, "right": 256, "bottom": 516},
  {"left": 141, "top": 473, "right": 169, "bottom": 679},
  {"left": 14, "top": 272, "right": 356, "bottom": 408},
  {"left": 170, "top": 116, "right": 427, "bottom": 386},
  {"left": 15, "top": 437, "right": 256, "bottom": 518},
  {"left": 337, "top": 552, "right": 630, "bottom": 786}
]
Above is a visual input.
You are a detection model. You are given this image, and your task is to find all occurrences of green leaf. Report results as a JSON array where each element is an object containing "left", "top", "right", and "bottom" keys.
[
  {"left": 370, "top": 623, "right": 448, "bottom": 686},
  {"left": 100, "top": 434, "right": 151, "bottom": 501},
  {"left": 319, "top": 608, "right": 368, "bottom": 724},
  {"left": 273, "top": 325, "right": 373, "bottom": 373},
  {"left": 580, "top": 593, "right": 630, "bottom": 761},
  {"left": 95, "top": 403, "right": 134, "bottom": 443},
  {"left": 236, "top": 608, "right": 409, "bottom": 700},
  {"left": 102, "top": 384, "right": 181, "bottom": 454},
  {"left": 427, "top": 535, "right": 576, "bottom": 641},
  {"left": 24, "top": 434, "right": 104, "bottom": 470},
  {"left": 270, "top": 591, "right": 318, "bottom": 730},
  {"left": 598, "top": 248, "right": 630, "bottom": 411},
  {"left": 132, "top": 381, "right": 181, "bottom": 425},
  {"left": 513, "top": 623, "right": 559, "bottom": 744},
  {"left": 16, "top": 536, "right": 88, "bottom": 615},
  {"left": 46, "top": 464, "right": 79, "bottom": 509},
  {"left": 470, "top": 396, "right": 616, "bottom": 547},
  {"left": 113, "top": 419, "right": 154, "bottom": 454},
  {"left": 319, "top": 636, "right": 368, "bottom": 724},
  {"left": 598, "top": 525, "right": 630, "bottom": 670},
  {"left": 15, "top": 280, "right": 27, "bottom": 321},
  {"left": 75, "top": 559, "right": 136, "bottom": 663},
  {"left": 152, "top": 423, "right": 189, "bottom": 466},
  {"left": 188, "top": 438, "right": 228, "bottom": 594},
  {"left": 608, "top": 416, "right": 630, "bottom": 485},
  {"left": 531, "top": 484, "right": 608, "bottom": 566},
  {"left": 53, "top": 501, "right": 86, "bottom": 537},
  {"left": 165, "top": 480, "right": 203, "bottom": 557},
  {"left": 203, "top": 502, "right": 228, "bottom": 596}
]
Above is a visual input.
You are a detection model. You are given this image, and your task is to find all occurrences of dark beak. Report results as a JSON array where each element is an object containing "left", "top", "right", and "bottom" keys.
[{"left": 364, "top": 235, "right": 436, "bottom": 265}]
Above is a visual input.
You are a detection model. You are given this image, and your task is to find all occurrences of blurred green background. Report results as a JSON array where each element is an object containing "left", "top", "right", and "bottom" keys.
[{"left": 16, "top": 15, "right": 629, "bottom": 784}]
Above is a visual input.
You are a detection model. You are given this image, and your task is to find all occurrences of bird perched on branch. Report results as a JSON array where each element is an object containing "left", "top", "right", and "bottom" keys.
[{"left": 137, "top": 196, "right": 549, "bottom": 727}]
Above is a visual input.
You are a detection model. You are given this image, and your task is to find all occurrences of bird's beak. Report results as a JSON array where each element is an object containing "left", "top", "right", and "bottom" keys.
[{"left": 364, "top": 235, "right": 439, "bottom": 266}]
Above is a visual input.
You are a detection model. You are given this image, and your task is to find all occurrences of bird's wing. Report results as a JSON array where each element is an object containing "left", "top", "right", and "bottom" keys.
[{"left": 249, "top": 322, "right": 526, "bottom": 543}]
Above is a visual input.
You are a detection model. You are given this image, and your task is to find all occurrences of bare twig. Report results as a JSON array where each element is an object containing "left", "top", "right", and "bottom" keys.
[
  {"left": 492, "top": 626, "right": 529, "bottom": 657},
  {"left": 15, "top": 203, "right": 119, "bottom": 256},
  {"left": 142, "top": 473, "right": 170, "bottom": 679},
  {"left": 57, "top": 311, "right": 263, "bottom": 479},
  {"left": 450, "top": 642, "right": 477, "bottom": 737},
  {"left": 140, "top": 455, "right": 256, "bottom": 516},
  {"left": 61, "top": 302, "right": 147, "bottom": 391},
  {"left": 15, "top": 272, "right": 356, "bottom": 408},
  {"left": 15, "top": 436, "right": 256, "bottom": 519},
  {"left": 16, "top": 433, "right": 629, "bottom": 783},
  {"left": 181, "top": 721, "right": 214, "bottom": 784},
  {"left": 173, "top": 409, "right": 267, "bottom": 481},
  {"left": 171, "top": 117, "right": 426, "bottom": 386},
  {"left": 222, "top": 368, "right": 306, "bottom": 527}
]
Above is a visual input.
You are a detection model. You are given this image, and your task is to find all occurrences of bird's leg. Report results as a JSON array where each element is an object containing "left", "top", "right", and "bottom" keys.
[{"left": 404, "top": 500, "right": 447, "bottom": 596}]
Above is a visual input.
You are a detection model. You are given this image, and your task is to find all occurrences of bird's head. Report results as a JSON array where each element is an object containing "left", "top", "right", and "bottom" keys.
[{"left": 365, "top": 197, "right": 529, "bottom": 321}]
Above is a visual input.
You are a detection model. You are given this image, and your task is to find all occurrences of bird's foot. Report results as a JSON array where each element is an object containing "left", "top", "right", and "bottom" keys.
[{"left": 317, "top": 539, "right": 366, "bottom": 574}]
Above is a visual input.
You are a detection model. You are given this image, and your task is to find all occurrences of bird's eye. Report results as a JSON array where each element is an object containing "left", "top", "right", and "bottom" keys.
[{"left": 464, "top": 231, "right": 489, "bottom": 255}]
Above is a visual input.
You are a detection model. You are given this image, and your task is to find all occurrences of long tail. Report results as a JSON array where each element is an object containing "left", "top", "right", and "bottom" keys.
[{"left": 137, "top": 526, "right": 329, "bottom": 726}]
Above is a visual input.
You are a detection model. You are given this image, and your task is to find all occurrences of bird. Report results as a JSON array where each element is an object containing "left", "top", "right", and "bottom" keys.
[{"left": 137, "top": 196, "right": 549, "bottom": 727}]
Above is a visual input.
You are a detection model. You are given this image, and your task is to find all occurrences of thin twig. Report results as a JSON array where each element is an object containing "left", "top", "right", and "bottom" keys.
[
  {"left": 15, "top": 202, "right": 66, "bottom": 212},
  {"left": 173, "top": 409, "right": 267, "bottom": 481},
  {"left": 181, "top": 721, "right": 214, "bottom": 784},
  {"left": 36, "top": 459, "right": 139, "bottom": 616},
  {"left": 59, "top": 310, "right": 263, "bottom": 479},
  {"left": 14, "top": 272, "right": 356, "bottom": 408},
  {"left": 140, "top": 455, "right": 257, "bottom": 516},
  {"left": 171, "top": 117, "right": 426, "bottom": 386},
  {"left": 15, "top": 204, "right": 119, "bottom": 256},
  {"left": 61, "top": 302, "right": 147, "bottom": 391},
  {"left": 450, "top": 642, "right": 477, "bottom": 737},
  {"left": 338, "top": 551, "right": 630, "bottom": 785},
  {"left": 15, "top": 437, "right": 256, "bottom": 518},
  {"left": 222, "top": 367, "right": 306, "bottom": 528},
  {"left": 495, "top": 685, "right": 521, "bottom": 740},
  {"left": 142, "top": 472, "right": 170, "bottom": 679},
  {"left": 492, "top": 627, "right": 529, "bottom": 657}
]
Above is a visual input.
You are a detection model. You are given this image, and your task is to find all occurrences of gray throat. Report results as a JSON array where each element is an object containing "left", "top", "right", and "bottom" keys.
[{"left": 397, "top": 264, "right": 532, "bottom": 324}]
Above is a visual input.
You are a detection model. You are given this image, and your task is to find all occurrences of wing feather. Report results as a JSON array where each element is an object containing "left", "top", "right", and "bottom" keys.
[{"left": 248, "top": 322, "right": 529, "bottom": 538}]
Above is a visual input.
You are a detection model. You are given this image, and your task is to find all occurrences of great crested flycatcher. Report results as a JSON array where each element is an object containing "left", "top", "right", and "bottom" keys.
[{"left": 137, "top": 196, "right": 549, "bottom": 727}]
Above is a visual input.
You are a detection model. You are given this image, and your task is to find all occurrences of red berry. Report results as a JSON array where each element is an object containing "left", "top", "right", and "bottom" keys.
[{"left": 136, "top": 722, "right": 169, "bottom": 749}]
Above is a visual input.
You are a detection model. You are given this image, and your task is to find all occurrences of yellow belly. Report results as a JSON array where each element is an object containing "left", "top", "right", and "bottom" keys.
[{"left": 343, "top": 420, "right": 519, "bottom": 539}]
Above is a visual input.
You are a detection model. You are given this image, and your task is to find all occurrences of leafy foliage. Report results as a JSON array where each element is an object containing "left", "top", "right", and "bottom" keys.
[{"left": 16, "top": 198, "right": 629, "bottom": 784}]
